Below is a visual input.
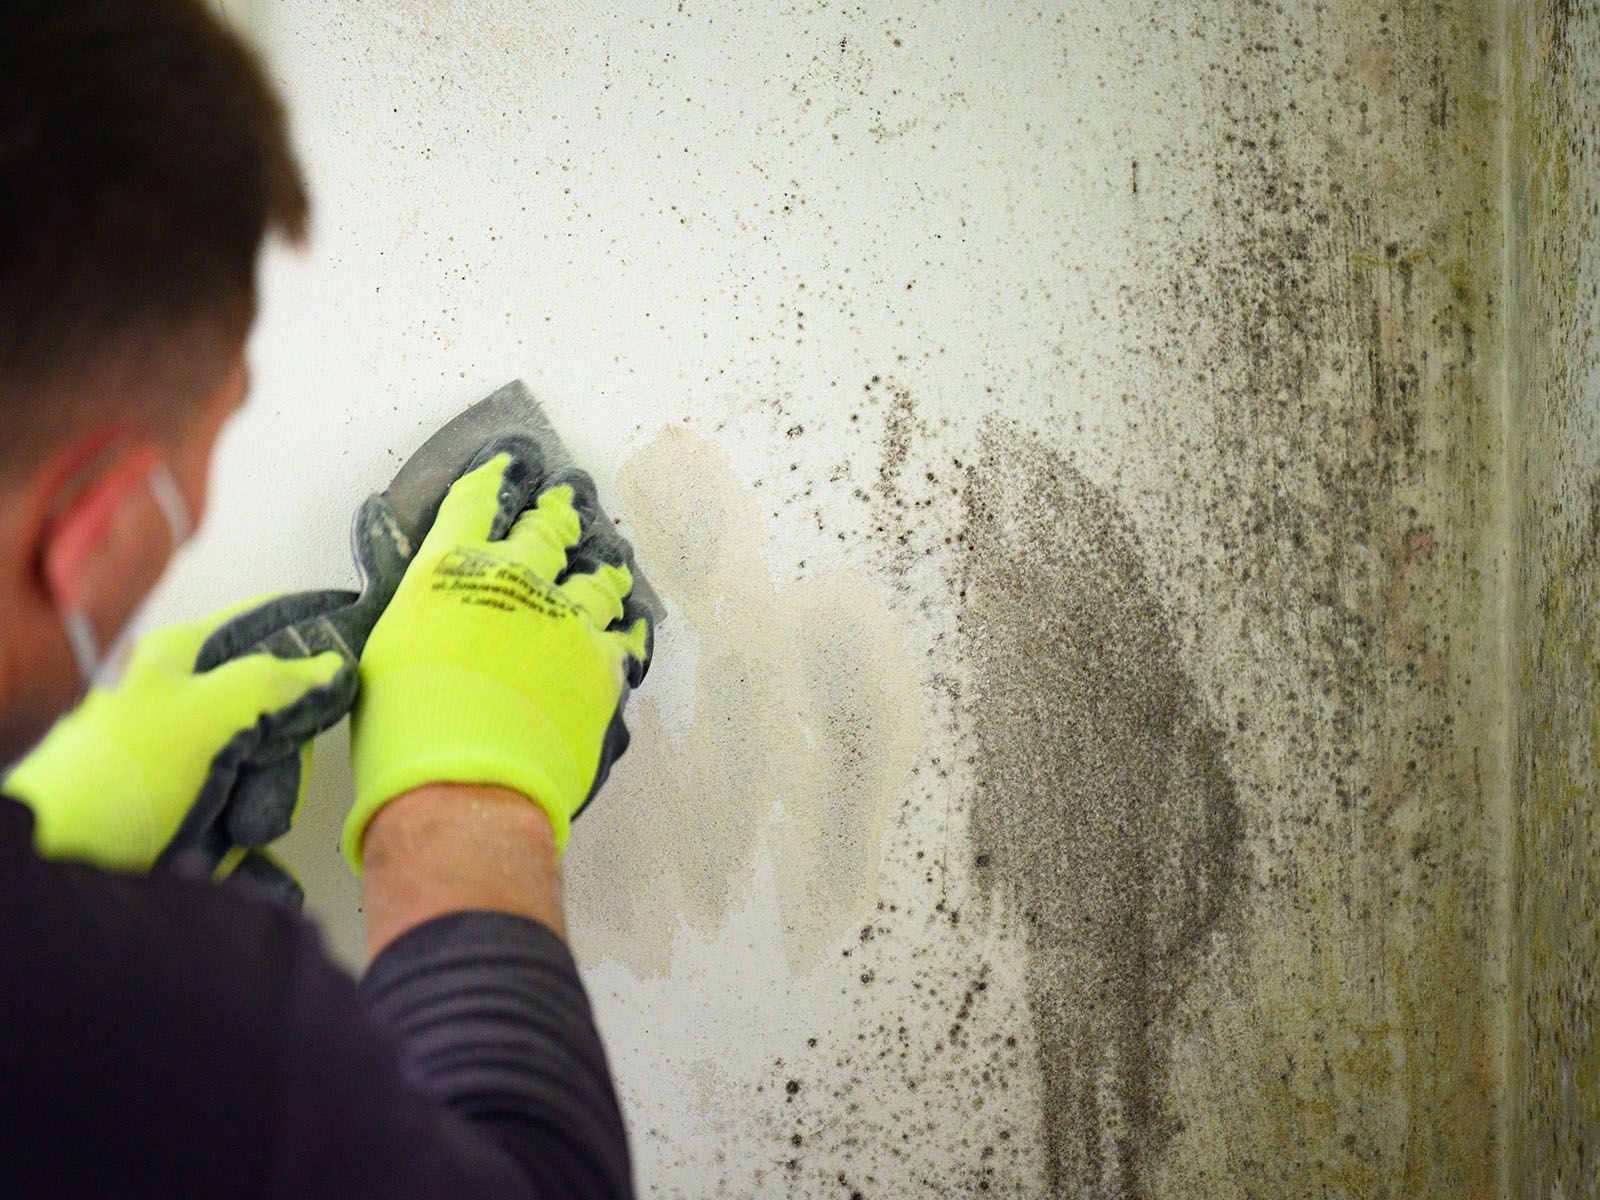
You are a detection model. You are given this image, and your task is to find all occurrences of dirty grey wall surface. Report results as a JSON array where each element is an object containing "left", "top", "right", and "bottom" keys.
[
  {"left": 159, "top": 1, "right": 1523, "bottom": 1195},
  {"left": 961, "top": 3, "right": 1508, "bottom": 1194},
  {"left": 1508, "top": 3, "right": 1600, "bottom": 1197}
]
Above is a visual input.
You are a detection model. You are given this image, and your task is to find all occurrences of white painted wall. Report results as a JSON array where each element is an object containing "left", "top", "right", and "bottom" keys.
[
  {"left": 151, "top": 2, "right": 1515, "bottom": 1195},
  {"left": 152, "top": 3, "right": 1129, "bottom": 1192}
]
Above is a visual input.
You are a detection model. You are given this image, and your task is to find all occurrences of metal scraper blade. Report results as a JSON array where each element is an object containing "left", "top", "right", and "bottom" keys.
[{"left": 380, "top": 380, "right": 665, "bottom": 628}]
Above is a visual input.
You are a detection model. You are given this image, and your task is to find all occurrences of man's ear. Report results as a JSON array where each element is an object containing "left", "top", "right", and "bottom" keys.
[{"left": 39, "top": 440, "right": 190, "bottom": 678}]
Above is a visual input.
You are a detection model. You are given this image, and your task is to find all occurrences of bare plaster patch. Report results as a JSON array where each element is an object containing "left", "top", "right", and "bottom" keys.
[{"left": 565, "top": 427, "right": 923, "bottom": 976}]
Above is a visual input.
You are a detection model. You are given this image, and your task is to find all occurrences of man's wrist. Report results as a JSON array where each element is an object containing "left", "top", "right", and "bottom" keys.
[{"left": 360, "top": 782, "right": 565, "bottom": 959}]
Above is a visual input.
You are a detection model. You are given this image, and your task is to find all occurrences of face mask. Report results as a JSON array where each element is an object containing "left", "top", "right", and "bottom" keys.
[{"left": 46, "top": 450, "right": 193, "bottom": 687}]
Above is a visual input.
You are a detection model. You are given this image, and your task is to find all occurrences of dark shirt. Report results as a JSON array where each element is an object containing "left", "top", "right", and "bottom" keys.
[{"left": 0, "top": 797, "right": 633, "bottom": 1198}]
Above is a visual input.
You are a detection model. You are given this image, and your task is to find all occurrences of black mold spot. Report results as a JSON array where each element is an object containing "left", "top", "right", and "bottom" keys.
[{"left": 959, "top": 430, "right": 1244, "bottom": 1196}]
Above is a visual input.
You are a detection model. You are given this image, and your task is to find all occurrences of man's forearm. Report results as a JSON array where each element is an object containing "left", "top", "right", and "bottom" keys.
[
  {"left": 355, "top": 785, "right": 633, "bottom": 1197},
  {"left": 361, "top": 783, "right": 566, "bottom": 959}
]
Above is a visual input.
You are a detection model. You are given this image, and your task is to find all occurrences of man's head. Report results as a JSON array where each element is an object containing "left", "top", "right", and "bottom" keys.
[{"left": 0, "top": 0, "right": 303, "bottom": 755}]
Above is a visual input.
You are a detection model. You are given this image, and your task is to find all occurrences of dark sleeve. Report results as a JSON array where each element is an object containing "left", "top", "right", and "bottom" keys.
[
  {"left": 273, "top": 912, "right": 635, "bottom": 1200},
  {"left": 0, "top": 799, "right": 632, "bottom": 1200},
  {"left": 356, "top": 914, "right": 634, "bottom": 1200}
]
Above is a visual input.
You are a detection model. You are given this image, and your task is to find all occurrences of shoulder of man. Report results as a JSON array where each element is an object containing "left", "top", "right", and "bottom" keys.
[{"left": 0, "top": 795, "right": 317, "bottom": 1198}]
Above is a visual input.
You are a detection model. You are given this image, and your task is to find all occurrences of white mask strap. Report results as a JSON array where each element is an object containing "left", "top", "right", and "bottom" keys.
[
  {"left": 146, "top": 459, "right": 193, "bottom": 545},
  {"left": 58, "top": 458, "right": 193, "bottom": 687}
]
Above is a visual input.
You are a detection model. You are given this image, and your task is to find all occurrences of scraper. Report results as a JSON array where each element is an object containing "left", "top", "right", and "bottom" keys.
[{"left": 157, "top": 381, "right": 662, "bottom": 896}]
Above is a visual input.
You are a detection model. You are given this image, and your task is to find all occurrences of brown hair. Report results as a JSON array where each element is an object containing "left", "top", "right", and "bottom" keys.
[{"left": 0, "top": 0, "right": 306, "bottom": 459}]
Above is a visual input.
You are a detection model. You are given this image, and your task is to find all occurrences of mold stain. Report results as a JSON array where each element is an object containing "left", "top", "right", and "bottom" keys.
[
  {"left": 1507, "top": 3, "right": 1600, "bottom": 1194},
  {"left": 1099, "top": 3, "right": 1505, "bottom": 1194},
  {"left": 565, "top": 426, "right": 923, "bottom": 976},
  {"left": 959, "top": 426, "right": 1244, "bottom": 1197}
]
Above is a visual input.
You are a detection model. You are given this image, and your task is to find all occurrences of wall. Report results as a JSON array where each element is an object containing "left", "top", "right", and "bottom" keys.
[
  {"left": 1507, "top": 2, "right": 1600, "bottom": 1196},
  {"left": 159, "top": 1, "right": 1530, "bottom": 1195}
]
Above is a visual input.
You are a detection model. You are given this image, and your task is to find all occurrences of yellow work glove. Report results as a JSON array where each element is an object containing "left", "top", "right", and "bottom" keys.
[
  {"left": 6, "top": 604, "right": 344, "bottom": 871},
  {"left": 345, "top": 452, "right": 649, "bottom": 871}
]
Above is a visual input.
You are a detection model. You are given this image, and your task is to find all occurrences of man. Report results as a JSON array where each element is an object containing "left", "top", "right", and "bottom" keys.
[{"left": 0, "top": 2, "right": 640, "bottom": 1196}]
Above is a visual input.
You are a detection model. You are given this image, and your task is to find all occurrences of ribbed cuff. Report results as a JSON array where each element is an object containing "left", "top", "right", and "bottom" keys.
[{"left": 359, "top": 910, "right": 634, "bottom": 1198}]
